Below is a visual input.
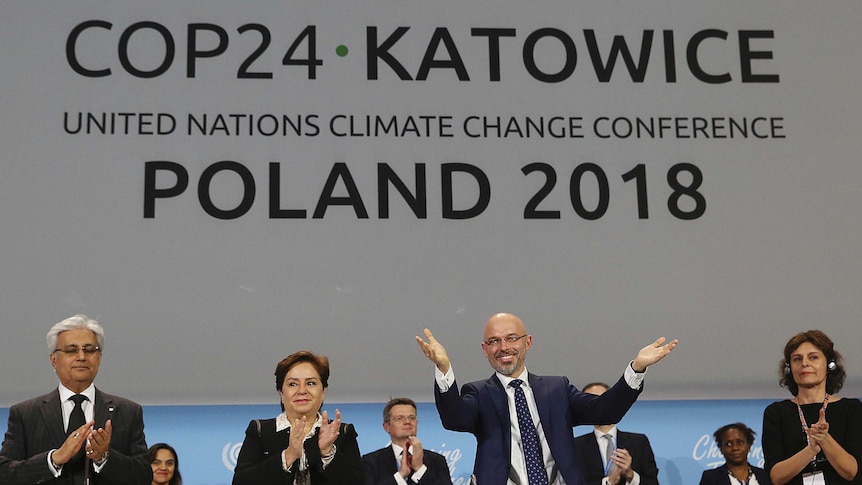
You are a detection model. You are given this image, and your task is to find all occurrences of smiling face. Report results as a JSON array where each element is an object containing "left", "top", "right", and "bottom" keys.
[
  {"left": 49, "top": 328, "right": 101, "bottom": 393},
  {"left": 151, "top": 448, "right": 176, "bottom": 485},
  {"left": 789, "top": 341, "right": 828, "bottom": 390},
  {"left": 481, "top": 313, "right": 531, "bottom": 377},
  {"left": 279, "top": 362, "right": 326, "bottom": 421},
  {"left": 718, "top": 428, "right": 751, "bottom": 467}
]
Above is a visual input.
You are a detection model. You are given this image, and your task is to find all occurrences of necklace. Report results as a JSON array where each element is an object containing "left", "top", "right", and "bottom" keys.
[{"left": 728, "top": 466, "right": 752, "bottom": 485}]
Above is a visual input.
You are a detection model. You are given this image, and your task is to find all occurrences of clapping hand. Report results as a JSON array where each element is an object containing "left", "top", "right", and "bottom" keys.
[{"left": 318, "top": 409, "right": 341, "bottom": 455}]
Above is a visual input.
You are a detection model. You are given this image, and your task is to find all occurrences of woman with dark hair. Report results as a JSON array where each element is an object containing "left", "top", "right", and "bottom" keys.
[
  {"left": 699, "top": 423, "right": 771, "bottom": 485},
  {"left": 762, "top": 330, "right": 862, "bottom": 484},
  {"left": 149, "top": 443, "right": 182, "bottom": 485},
  {"left": 232, "top": 350, "right": 363, "bottom": 485}
]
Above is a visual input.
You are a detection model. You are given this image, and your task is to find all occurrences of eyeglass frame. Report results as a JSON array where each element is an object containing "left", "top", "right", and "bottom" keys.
[
  {"left": 53, "top": 345, "right": 101, "bottom": 356},
  {"left": 387, "top": 415, "right": 418, "bottom": 423},
  {"left": 482, "top": 334, "right": 528, "bottom": 348}
]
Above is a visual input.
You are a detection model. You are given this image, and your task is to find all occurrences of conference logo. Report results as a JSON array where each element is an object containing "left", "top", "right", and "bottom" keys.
[{"left": 222, "top": 442, "right": 244, "bottom": 471}]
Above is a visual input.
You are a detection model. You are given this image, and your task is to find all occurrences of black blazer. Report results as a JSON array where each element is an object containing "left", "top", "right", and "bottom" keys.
[
  {"left": 0, "top": 388, "right": 152, "bottom": 485},
  {"left": 573, "top": 430, "right": 659, "bottom": 485},
  {"left": 362, "top": 445, "right": 453, "bottom": 485},
  {"left": 232, "top": 417, "right": 363, "bottom": 485},
  {"left": 699, "top": 464, "right": 772, "bottom": 485}
]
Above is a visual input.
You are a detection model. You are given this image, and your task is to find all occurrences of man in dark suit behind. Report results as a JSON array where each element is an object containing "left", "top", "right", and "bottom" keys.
[
  {"left": 362, "top": 397, "right": 452, "bottom": 485},
  {"left": 573, "top": 382, "right": 659, "bottom": 485},
  {"left": 416, "top": 312, "right": 678, "bottom": 485},
  {"left": 0, "top": 314, "right": 152, "bottom": 485}
]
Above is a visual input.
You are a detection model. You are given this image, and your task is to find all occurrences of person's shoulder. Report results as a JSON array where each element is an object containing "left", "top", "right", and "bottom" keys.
[
  {"left": 573, "top": 432, "right": 593, "bottom": 442},
  {"left": 527, "top": 374, "right": 568, "bottom": 387},
  {"left": 11, "top": 390, "right": 59, "bottom": 409},
  {"left": 465, "top": 375, "right": 501, "bottom": 389},
  {"left": 424, "top": 448, "right": 447, "bottom": 460},
  {"left": 619, "top": 430, "right": 650, "bottom": 440},
  {"left": 700, "top": 466, "right": 724, "bottom": 480},
  {"left": 94, "top": 389, "right": 143, "bottom": 408},
  {"left": 361, "top": 446, "right": 392, "bottom": 460},
  {"left": 830, "top": 397, "right": 862, "bottom": 408},
  {"left": 339, "top": 421, "right": 359, "bottom": 438},
  {"left": 423, "top": 448, "right": 450, "bottom": 466},
  {"left": 764, "top": 399, "right": 793, "bottom": 411}
]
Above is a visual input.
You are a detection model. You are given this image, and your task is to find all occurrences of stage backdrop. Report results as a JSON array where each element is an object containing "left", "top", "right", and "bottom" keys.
[
  {"left": 2, "top": 3, "right": 862, "bottom": 481},
  {"left": 1, "top": 399, "right": 777, "bottom": 485}
]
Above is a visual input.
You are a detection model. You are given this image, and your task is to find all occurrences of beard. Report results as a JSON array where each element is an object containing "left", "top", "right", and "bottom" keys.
[{"left": 490, "top": 349, "right": 521, "bottom": 376}]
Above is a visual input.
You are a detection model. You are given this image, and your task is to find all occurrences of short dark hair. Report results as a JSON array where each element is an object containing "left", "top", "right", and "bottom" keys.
[
  {"left": 383, "top": 397, "right": 417, "bottom": 422},
  {"left": 713, "top": 423, "right": 755, "bottom": 447},
  {"left": 779, "top": 330, "right": 845, "bottom": 396},
  {"left": 148, "top": 443, "right": 182, "bottom": 485},
  {"left": 275, "top": 351, "right": 330, "bottom": 411}
]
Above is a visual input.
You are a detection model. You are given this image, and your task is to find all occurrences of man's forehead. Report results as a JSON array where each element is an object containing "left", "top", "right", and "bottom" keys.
[{"left": 57, "top": 329, "right": 97, "bottom": 343}]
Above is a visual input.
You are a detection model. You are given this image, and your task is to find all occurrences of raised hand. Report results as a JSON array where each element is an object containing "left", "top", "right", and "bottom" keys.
[
  {"left": 398, "top": 439, "right": 413, "bottom": 477},
  {"left": 407, "top": 435, "right": 424, "bottom": 470},
  {"left": 805, "top": 406, "right": 830, "bottom": 448},
  {"left": 86, "top": 418, "right": 112, "bottom": 462},
  {"left": 632, "top": 337, "right": 679, "bottom": 372},
  {"left": 283, "top": 415, "right": 307, "bottom": 466},
  {"left": 416, "top": 328, "right": 451, "bottom": 373},
  {"left": 317, "top": 409, "right": 341, "bottom": 455}
]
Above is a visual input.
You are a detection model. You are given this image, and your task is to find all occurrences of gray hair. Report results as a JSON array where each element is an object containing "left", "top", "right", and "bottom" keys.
[{"left": 47, "top": 314, "right": 105, "bottom": 352}]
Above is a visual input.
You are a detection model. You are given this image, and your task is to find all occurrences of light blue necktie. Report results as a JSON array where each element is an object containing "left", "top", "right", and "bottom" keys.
[{"left": 603, "top": 433, "right": 616, "bottom": 475}]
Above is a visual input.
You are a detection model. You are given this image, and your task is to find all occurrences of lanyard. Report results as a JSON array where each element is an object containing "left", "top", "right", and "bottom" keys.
[{"left": 795, "top": 394, "right": 829, "bottom": 469}]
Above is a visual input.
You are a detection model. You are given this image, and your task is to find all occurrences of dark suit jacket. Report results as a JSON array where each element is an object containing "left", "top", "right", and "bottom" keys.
[
  {"left": 0, "top": 388, "right": 152, "bottom": 485},
  {"left": 362, "top": 445, "right": 453, "bottom": 485},
  {"left": 232, "top": 418, "right": 363, "bottom": 485},
  {"left": 435, "top": 373, "right": 641, "bottom": 485},
  {"left": 573, "top": 430, "right": 659, "bottom": 485},
  {"left": 699, "top": 464, "right": 772, "bottom": 485}
]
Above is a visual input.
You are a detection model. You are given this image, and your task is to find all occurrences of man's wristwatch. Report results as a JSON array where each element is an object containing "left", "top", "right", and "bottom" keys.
[{"left": 93, "top": 450, "right": 109, "bottom": 466}]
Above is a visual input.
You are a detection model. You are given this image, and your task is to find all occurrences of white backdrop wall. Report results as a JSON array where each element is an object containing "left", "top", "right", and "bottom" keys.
[{"left": 2, "top": 2, "right": 861, "bottom": 410}]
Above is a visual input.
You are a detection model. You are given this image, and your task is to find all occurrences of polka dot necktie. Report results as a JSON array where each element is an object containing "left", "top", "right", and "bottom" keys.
[{"left": 510, "top": 379, "right": 548, "bottom": 485}]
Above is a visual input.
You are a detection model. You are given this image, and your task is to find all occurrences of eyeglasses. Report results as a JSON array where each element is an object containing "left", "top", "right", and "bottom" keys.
[
  {"left": 53, "top": 345, "right": 101, "bottom": 356},
  {"left": 483, "top": 334, "right": 528, "bottom": 347},
  {"left": 388, "top": 415, "right": 418, "bottom": 423}
]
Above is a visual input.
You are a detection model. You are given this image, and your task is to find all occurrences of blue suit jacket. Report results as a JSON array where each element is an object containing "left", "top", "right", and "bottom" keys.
[
  {"left": 699, "top": 464, "right": 772, "bottom": 485},
  {"left": 435, "top": 373, "right": 641, "bottom": 485}
]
